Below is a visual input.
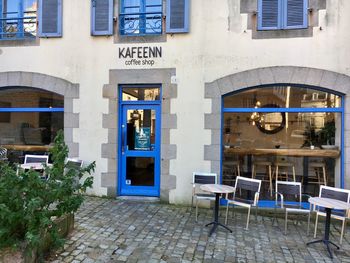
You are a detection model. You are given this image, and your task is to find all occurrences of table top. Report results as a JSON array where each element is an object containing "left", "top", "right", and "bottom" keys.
[
  {"left": 200, "top": 184, "right": 235, "bottom": 194},
  {"left": 225, "top": 148, "right": 340, "bottom": 158},
  {"left": 309, "top": 197, "right": 350, "bottom": 210}
]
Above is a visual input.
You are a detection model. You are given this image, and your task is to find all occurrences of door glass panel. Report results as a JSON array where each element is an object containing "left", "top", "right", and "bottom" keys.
[
  {"left": 126, "top": 157, "right": 155, "bottom": 186},
  {"left": 126, "top": 109, "right": 156, "bottom": 151},
  {"left": 122, "top": 87, "right": 160, "bottom": 101}
]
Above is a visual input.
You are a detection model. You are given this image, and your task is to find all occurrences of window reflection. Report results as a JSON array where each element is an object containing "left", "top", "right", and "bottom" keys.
[{"left": 222, "top": 86, "right": 342, "bottom": 200}]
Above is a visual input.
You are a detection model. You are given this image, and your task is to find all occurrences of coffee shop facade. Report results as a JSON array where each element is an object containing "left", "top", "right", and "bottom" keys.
[{"left": 0, "top": 0, "right": 349, "bottom": 204}]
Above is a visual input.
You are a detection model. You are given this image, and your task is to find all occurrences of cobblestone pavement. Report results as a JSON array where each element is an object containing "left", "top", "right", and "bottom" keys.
[{"left": 46, "top": 197, "right": 350, "bottom": 263}]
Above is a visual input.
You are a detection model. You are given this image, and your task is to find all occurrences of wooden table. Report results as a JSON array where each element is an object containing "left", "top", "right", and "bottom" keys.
[
  {"left": 225, "top": 148, "right": 340, "bottom": 158},
  {"left": 225, "top": 147, "right": 340, "bottom": 179},
  {"left": 2, "top": 144, "right": 52, "bottom": 152},
  {"left": 307, "top": 197, "right": 350, "bottom": 258},
  {"left": 200, "top": 184, "right": 235, "bottom": 236}
]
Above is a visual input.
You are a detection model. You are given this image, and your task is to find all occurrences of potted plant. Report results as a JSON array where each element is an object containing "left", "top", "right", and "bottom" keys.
[{"left": 320, "top": 120, "right": 336, "bottom": 148}]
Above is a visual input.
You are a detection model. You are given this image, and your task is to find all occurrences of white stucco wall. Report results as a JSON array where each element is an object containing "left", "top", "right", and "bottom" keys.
[{"left": 0, "top": 0, "right": 349, "bottom": 203}]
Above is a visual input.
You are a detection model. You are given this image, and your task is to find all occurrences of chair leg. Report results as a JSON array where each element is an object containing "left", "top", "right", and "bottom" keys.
[
  {"left": 195, "top": 199, "right": 199, "bottom": 222},
  {"left": 237, "top": 164, "right": 240, "bottom": 177},
  {"left": 191, "top": 196, "right": 194, "bottom": 211},
  {"left": 269, "top": 165, "right": 273, "bottom": 197},
  {"left": 225, "top": 203, "right": 229, "bottom": 225},
  {"left": 252, "top": 164, "right": 255, "bottom": 178},
  {"left": 314, "top": 214, "right": 319, "bottom": 238},
  {"left": 255, "top": 206, "right": 258, "bottom": 221},
  {"left": 307, "top": 212, "right": 311, "bottom": 236},
  {"left": 292, "top": 166, "right": 296, "bottom": 182},
  {"left": 322, "top": 166, "right": 327, "bottom": 186},
  {"left": 284, "top": 211, "right": 288, "bottom": 235},
  {"left": 340, "top": 219, "right": 345, "bottom": 245},
  {"left": 246, "top": 207, "right": 251, "bottom": 230}
]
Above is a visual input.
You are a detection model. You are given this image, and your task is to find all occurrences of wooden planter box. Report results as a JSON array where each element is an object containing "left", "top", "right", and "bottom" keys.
[{"left": 0, "top": 213, "right": 74, "bottom": 263}]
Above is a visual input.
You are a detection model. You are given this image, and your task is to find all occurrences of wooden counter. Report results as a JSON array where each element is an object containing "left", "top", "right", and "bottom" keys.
[
  {"left": 224, "top": 147, "right": 340, "bottom": 158},
  {"left": 2, "top": 144, "right": 52, "bottom": 152}
]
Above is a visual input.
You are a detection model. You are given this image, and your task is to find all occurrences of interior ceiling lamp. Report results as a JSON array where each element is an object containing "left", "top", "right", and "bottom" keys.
[{"left": 250, "top": 97, "right": 262, "bottom": 126}]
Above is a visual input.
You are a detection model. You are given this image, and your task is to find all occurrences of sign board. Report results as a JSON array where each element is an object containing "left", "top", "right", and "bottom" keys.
[
  {"left": 119, "top": 46, "right": 162, "bottom": 66},
  {"left": 135, "top": 127, "right": 151, "bottom": 150}
]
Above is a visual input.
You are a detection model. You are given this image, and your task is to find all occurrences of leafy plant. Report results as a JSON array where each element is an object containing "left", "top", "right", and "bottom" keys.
[
  {"left": 320, "top": 120, "right": 336, "bottom": 145},
  {"left": 0, "top": 130, "right": 95, "bottom": 251}
]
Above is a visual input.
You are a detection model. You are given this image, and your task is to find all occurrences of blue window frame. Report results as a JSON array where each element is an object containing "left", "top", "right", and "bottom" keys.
[
  {"left": 257, "top": 0, "right": 308, "bottom": 30},
  {"left": 221, "top": 85, "right": 345, "bottom": 208},
  {"left": 119, "top": 0, "right": 162, "bottom": 36},
  {"left": 0, "top": 0, "right": 37, "bottom": 39}
]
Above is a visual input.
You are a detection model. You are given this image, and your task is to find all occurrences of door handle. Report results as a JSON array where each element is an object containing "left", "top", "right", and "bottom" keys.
[{"left": 121, "top": 124, "right": 125, "bottom": 154}]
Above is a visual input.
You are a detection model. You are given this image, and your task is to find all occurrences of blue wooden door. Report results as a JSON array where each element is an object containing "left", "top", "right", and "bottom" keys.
[{"left": 119, "top": 104, "right": 160, "bottom": 196}]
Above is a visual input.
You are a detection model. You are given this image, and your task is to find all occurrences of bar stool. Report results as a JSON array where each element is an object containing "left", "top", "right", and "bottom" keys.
[
  {"left": 308, "top": 161, "right": 327, "bottom": 186},
  {"left": 274, "top": 161, "right": 296, "bottom": 182},
  {"left": 252, "top": 160, "right": 273, "bottom": 196},
  {"left": 222, "top": 160, "right": 240, "bottom": 186}
]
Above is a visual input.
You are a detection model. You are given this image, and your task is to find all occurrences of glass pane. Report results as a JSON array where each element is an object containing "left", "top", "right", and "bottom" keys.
[
  {"left": 222, "top": 112, "right": 341, "bottom": 199},
  {"left": 126, "top": 157, "right": 155, "bottom": 186},
  {"left": 0, "top": 87, "right": 63, "bottom": 108},
  {"left": 122, "top": 87, "right": 160, "bottom": 101},
  {"left": 126, "top": 109, "right": 156, "bottom": 150},
  {"left": 0, "top": 112, "right": 63, "bottom": 163},
  {"left": 223, "top": 86, "right": 342, "bottom": 109}
]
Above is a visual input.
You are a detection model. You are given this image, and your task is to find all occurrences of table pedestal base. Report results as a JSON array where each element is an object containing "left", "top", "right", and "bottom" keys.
[
  {"left": 306, "top": 207, "right": 339, "bottom": 259},
  {"left": 307, "top": 239, "right": 339, "bottom": 259},
  {"left": 205, "top": 194, "right": 233, "bottom": 236}
]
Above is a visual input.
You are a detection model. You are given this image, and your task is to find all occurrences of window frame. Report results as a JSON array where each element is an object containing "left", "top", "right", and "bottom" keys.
[
  {"left": 257, "top": 0, "right": 308, "bottom": 31},
  {"left": 119, "top": 0, "right": 163, "bottom": 36}
]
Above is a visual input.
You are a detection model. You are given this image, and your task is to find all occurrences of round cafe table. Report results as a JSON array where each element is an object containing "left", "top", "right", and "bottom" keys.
[
  {"left": 307, "top": 197, "right": 350, "bottom": 258},
  {"left": 200, "top": 184, "right": 235, "bottom": 236}
]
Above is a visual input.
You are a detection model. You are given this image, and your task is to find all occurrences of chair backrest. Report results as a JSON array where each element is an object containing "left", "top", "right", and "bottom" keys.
[
  {"left": 192, "top": 172, "right": 217, "bottom": 185},
  {"left": 319, "top": 185, "right": 350, "bottom": 203},
  {"left": 24, "top": 154, "right": 49, "bottom": 164},
  {"left": 275, "top": 180, "right": 302, "bottom": 204},
  {"left": 66, "top": 158, "right": 83, "bottom": 170},
  {"left": 234, "top": 176, "right": 261, "bottom": 193},
  {"left": 0, "top": 147, "right": 7, "bottom": 160}
]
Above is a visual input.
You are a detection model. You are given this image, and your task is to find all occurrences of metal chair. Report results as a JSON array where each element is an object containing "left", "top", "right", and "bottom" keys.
[
  {"left": 65, "top": 158, "right": 84, "bottom": 188},
  {"left": 191, "top": 172, "right": 218, "bottom": 222},
  {"left": 313, "top": 185, "right": 350, "bottom": 244},
  {"left": 24, "top": 154, "right": 49, "bottom": 164},
  {"left": 0, "top": 147, "right": 8, "bottom": 161},
  {"left": 274, "top": 181, "right": 311, "bottom": 235},
  {"left": 224, "top": 176, "right": 262, "bottom": 230}
]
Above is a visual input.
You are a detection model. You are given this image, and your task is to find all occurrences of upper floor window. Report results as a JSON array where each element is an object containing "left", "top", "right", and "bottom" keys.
[
  {"left": 257, "top": 0, "right": 308, "bottom": 30},
  {"left": 119, "top": 0, "right": 162, "bottom": 36},
  {"left": 0, "top": 0, "right": 37, "bottom": 39},
  {"left": 91, "top": 0, "right": 190, "bottom": 37}
]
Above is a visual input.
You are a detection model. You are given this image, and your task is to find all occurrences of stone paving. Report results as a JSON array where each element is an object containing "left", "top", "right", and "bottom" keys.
[{"left": 46, "top": 197, "right": 350, "bottom": 263}]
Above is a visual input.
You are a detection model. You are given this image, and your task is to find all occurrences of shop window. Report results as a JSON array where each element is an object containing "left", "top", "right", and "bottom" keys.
[
  {"left": 222, "top": 85, "right": 343, "bottom": 203},
  {"left": 0, "top": 87, "right": 63, "bottom": 163},
  {"left": 257, "top": 0, "right": 308, "bottom": 30}
]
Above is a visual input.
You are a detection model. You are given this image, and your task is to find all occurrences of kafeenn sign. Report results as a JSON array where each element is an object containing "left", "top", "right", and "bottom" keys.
[{"left": 119, "top": 46, "right": 162, "bottom": 66}]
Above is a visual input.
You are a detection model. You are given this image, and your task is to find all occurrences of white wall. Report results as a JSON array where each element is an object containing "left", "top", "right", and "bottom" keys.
[{"left": 0, "top": 0, "right": 349, "bottom": 203}]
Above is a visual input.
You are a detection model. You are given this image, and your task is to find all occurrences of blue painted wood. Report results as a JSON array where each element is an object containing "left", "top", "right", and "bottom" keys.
[
  {"left": 91, "top": 0, "right": 113, "bottom": 36},
  {"left": 38, "top": 0, "right": 62, "bottom": 37},
  {"left": 120, "top": 0, "right": 162, "bottom": 35},
  {"left": 166, "top": 0, "right": 190, "bottom": 33},
  {"left": 17, "top": 0, "right": 24, "bottom": 38},
  {"left": 0, "top": 0, "right": 3, "bottom": 37},
  {"left": 119, "top": 104, "right": 161, "bottom": 197},
  {"left": 284, "top": 0, "right": 308, "bottom": 29},
  {"left": 258, "top": 0, "right": 281, "bottom": 30}
]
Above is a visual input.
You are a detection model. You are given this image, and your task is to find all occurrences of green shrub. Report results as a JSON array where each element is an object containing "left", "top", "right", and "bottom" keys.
[{"left": 0, "top": 130, "right": 95, "bottom": 250}]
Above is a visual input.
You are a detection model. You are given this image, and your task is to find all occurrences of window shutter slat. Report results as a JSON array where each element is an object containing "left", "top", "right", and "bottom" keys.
[
  {"left": 166, "top": 0, "right": 189, "bottom": 33},
  {"left": 285, "top": 0, "right": 308, "bottom": 29},
  {"left": 91, "top": 0, "right": 113, "bottom": 36},
  {"left": 258, "top": 0, "right": 280, "bottom": 30},
  {"left": 38, "top": 0, "right": 62, "bottom": 37}
]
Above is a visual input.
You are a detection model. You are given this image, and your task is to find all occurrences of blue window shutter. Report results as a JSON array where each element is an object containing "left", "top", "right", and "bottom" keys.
[
  {"left": 91, "top": 0, "right": 113, "bottom": 36},
  {"left": 0, "top": 1, "right": 3, "bottom": 37},
  {"left": 258, "top": 0, "right": 281, "bottom": 30},
  {"left": 38, "top": 0, "right": 62, "bottom": 37},
  {"left": 166, "top": 0, "right": 189, "bottom": 33},
  {"left": 284, "top": 0, "right": 308, "bottom": 29}
]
